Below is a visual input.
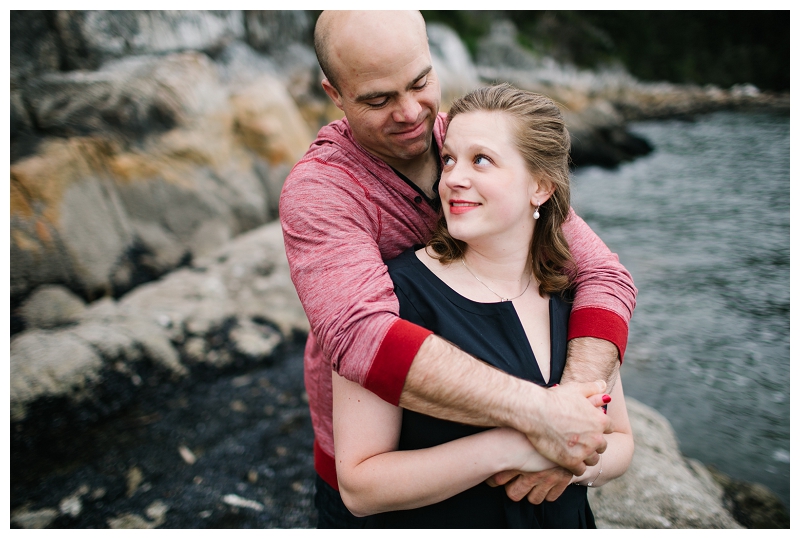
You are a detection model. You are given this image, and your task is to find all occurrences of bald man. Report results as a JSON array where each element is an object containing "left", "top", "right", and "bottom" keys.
[{"left": 280, "top": 11, "right": 636, "bottom": 527}]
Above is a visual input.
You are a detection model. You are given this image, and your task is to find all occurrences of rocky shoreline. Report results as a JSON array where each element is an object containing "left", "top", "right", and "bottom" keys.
[{"left": 10, "top": 222, "right": 789, "bottom": 529}]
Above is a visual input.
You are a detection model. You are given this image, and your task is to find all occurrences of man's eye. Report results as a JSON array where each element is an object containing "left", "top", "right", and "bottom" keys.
[
  {"left": 366, "top": 98, "right": 389, "bottom": 108},
  {"left": 413, "top": 77, "right": 428, "bottom": 90}
]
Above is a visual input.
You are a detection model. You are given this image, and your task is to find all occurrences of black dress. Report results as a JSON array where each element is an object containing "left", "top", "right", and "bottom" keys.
[{"left": 366, "top": 249, "right": 595, "bottom": 529}]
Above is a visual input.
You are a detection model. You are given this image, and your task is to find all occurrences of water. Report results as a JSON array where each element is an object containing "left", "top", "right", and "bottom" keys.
[{"left": 571, "top": 111, "right": 790, "bottom": 507}]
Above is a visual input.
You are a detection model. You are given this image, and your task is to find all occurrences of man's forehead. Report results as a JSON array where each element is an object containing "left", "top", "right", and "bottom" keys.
[{"left": 328, "top": 12, "right": 428, "bottom": 70}]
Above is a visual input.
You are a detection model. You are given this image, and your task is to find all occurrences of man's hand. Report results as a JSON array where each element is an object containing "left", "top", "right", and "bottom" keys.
[
  {"left": 487, "top": 468, "right": 573, "bottom": 504},
  {"left": 525, "top": 380, "right": 611, "bottom": 476}
]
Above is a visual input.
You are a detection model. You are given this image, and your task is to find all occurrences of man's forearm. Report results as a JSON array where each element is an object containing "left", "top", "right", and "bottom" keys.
[
  {"left": 398, "top": 334, "right": 541, "bottom": 428},
  {"left": 561, "top": 336, "right": 620, "bottom": 391},
  {"left": 398, "top": 334, "right": 611, "bottom": 475}
]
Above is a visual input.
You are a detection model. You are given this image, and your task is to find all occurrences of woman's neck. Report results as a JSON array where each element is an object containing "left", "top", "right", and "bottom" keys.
[{"left": 462, "top": 236, "right": 532, "bottom": 298}]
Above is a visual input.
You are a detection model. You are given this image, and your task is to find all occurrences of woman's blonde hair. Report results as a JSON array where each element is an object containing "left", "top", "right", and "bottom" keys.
[{"left": 428, "top": 83, "right": 575, "bottom": 295}]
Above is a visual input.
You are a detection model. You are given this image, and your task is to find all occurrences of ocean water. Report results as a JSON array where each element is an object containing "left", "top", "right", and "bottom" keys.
[{"left": 571, "top": 111, "right": 790, "bottom": 506}]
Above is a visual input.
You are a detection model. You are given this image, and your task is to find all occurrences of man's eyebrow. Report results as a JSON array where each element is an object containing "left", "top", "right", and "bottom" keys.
[
  {"left": 354, "top": 65, "right": 433, "bottom": 103},
  {"left": 406, "top": 65, "right": 432, "bottom": 90}
]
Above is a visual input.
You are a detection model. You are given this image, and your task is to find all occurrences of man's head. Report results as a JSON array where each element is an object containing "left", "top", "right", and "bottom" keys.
[{"left": 314, "top": 11, "right": 441, "bottom": 169}]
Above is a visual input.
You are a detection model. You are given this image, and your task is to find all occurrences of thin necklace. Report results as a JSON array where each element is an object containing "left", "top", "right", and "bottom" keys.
[{"left": 461, "top": 258, "right": 531, "bottom": 302}]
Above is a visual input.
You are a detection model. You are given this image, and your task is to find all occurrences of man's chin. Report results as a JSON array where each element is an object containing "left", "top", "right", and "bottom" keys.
[{"left": 393, "top": 138, "right": 432, "bottom": 161}]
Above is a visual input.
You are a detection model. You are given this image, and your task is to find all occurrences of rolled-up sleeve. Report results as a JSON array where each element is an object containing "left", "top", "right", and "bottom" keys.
[
  {"left": 563, "top": 208, "right": 638, "bottom": 361},
  {"left": 280, "top": 159, "right": 431, "bottom": 404}
]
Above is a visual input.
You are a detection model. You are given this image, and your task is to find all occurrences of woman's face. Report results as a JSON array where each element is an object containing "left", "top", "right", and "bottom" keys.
[{"left": 440, "top": 110, "right": 549, "bottom": 248}]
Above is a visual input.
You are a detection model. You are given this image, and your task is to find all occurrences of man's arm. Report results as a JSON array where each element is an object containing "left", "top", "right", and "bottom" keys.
[
  {"left": 562, "top": 337, "right": 620, "bottom": 390},
  {"left": 400, "top": 334, "right": 610, "bottom": 475}
]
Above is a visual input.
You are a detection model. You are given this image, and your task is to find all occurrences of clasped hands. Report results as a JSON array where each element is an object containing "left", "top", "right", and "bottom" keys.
[{"left": 487, "top": 381, "right": 612, "bottom": 504}]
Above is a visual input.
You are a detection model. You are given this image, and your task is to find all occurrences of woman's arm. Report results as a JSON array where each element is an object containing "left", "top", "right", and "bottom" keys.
[
  {"left": 332, "top": 372, "right": 555, "bottom": 517},
  {"left": 571, "top": 377, "right": 634, "bottom": 487}
]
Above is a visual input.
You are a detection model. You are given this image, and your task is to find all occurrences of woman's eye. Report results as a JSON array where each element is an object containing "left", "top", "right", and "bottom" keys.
[
  {"left": 474, "top": 155, "right": 490, "bottom": 166},
  {"left": 442, "top": 156, "right": 454, "bottom": 166}
]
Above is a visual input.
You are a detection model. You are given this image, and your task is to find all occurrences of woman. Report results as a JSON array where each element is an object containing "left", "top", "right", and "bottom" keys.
[{"left": 332, "top": 84, "right": 634, "bottom": 528}]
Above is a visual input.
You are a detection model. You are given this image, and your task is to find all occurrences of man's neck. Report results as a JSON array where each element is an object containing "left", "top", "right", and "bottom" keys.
[{"left": 389, "top": 146, "right": 439, "bottom": 198}]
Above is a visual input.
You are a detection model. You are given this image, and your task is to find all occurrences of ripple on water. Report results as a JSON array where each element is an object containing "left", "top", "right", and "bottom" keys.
[{"left": 572, "top": 111, "right": 789, "bottom": 507}]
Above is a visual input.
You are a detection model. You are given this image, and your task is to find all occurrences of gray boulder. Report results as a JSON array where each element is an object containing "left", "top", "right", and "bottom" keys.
[
  {"left": 19, "top": 284, "right": 86, "bottom": 329},
  {"left": 10, "top": 221, "right": 307, "bottom": 425},
  {"left": 52, "top": 10, "right": 244, "bottom": 71},
  {"left": 589, "top": 398, "right": 743, "bottom": 528}
]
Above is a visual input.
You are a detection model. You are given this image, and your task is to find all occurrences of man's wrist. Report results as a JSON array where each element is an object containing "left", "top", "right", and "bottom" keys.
[{"left": 501, "top": 378, "right": 548, "bottom": 437}]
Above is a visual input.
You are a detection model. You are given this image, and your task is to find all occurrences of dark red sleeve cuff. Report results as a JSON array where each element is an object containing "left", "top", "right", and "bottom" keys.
[
  {"left": 364, "top": 318, "right": 433, "bottom": 405},
  {"left": 567, "top": 307, "right": 629, "bottom": 363}
]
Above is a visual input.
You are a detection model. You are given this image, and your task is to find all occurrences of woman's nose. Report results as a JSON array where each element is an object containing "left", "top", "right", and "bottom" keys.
[{"left": 442, "top": 162, "right": 470, "bottom": 190}]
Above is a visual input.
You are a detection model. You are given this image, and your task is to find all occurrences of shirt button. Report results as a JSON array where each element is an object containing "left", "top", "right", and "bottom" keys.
[{"left": 414, "top": 196, "right": 422, "bottom": 204}]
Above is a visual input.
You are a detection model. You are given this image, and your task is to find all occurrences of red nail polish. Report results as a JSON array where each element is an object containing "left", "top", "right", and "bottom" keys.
[{"left": 602, "top": 394, "right": 612, "bottom": 404}]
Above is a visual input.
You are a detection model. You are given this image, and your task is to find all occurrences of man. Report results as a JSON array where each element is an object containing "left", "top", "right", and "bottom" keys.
[{"left": 280, "top": 11, "right": 637, "bottom": 527}]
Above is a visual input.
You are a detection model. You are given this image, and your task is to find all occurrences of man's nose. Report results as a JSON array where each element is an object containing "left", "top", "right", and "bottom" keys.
[{"left": 392, "top": 94, "right": 422, "bottom": 124}]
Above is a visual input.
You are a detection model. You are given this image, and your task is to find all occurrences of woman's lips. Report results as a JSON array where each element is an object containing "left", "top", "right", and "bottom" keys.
[{"left": 448, "top": 200, "right": 480, "bottom": 215}]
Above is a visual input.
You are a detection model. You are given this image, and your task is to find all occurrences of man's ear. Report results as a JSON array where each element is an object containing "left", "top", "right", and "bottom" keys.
[{"left": 321, "top": 78, "right": 345, "bottom": 111}]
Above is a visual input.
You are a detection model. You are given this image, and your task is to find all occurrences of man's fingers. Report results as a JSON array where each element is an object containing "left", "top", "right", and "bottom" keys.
[
  {"left": 583, "top": 451, "right": 600, "bottom": 467},
  {"left": 526, "top": 485, "right": 548, "bottom": 505},
  {"left": 544, "top": 480, "right": 570, "bottom": 502},
  {"left": 490, "top": 469, "right": 521, "bottom": 487},
  {"left": 578, "top": 379, "right": 607, "bottom": 398},
  {"left": 504, "top": 473, "right": 539, "bottom": 502}
]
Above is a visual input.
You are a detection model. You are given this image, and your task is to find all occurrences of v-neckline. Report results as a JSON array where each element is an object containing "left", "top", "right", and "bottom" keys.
[{"left": 408, "top": 252, "right": 554, "bottom": 386}]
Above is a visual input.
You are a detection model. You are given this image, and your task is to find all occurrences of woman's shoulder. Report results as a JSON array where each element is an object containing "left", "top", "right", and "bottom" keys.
[{"left": 386, "top": 246, "right": 423, "bottom": 273}]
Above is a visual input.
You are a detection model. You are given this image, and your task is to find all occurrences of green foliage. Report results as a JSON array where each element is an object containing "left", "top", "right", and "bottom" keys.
[{"left": 421, "top": 10, "right": 789, "bottom": 91}]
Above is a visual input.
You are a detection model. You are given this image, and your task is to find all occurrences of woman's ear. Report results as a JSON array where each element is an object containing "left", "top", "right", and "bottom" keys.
[{"left": 530, "top": 178, "right": 556, "bottom": 207}]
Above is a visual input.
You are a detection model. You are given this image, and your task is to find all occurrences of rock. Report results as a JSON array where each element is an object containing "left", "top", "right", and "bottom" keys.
[
  {"left": 427, "top": 23, "right": 480, "bottom": 107},
  {"left": 19, "top": 285, "right": 86, "bottom": 329},
  {"left": 222, "top": 493, "right": 264, "bottom": 512},
  {"left": 230, "top": 72, "right": 314, "bottom": 166},
  {"left": 10, "top": 49, "right": 290, "bottom": 301},
  {"left": 59, "top": 484, "right": 90, "bottom": 517},
  {"left": 589, "top": 398, "right": 742, "bottom": 528},
  {"left": 10, "top": 330, "right": 104, "bottom": 421},
  {"left": 10, "top": 221, "right": 305, "bottom": 425},
  {"left": 52, "top": 10, "right": 244, "bottom": 71},
  {"left": 10, "top": 11, "right": 60, "bottom": 85},
  {"left": 216, "top": 41, "right": 280, "bottom": 85},
  {"left": 129, "top": 220, "right": 188, "bottom": 275},
  {"left": 26, "top": 52, "right": 227, "bottom": 139},
  {"left": 107, "top": 511, "right": 164, "bottom": 529},
  {"left": 707, "top": 465, "right": 790, "bottom": 528},
  {"left": 244, "top": 10, "right": 311, "bottom": 56},
  {"left": 10, "top": 505, "right": 60, "bottom": 529},
  {"left": 476, "top": 20, "right": 543, "bottom": 71},
  {"left": 230, "top": 318, "right": 282, "bottom": 359}
]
